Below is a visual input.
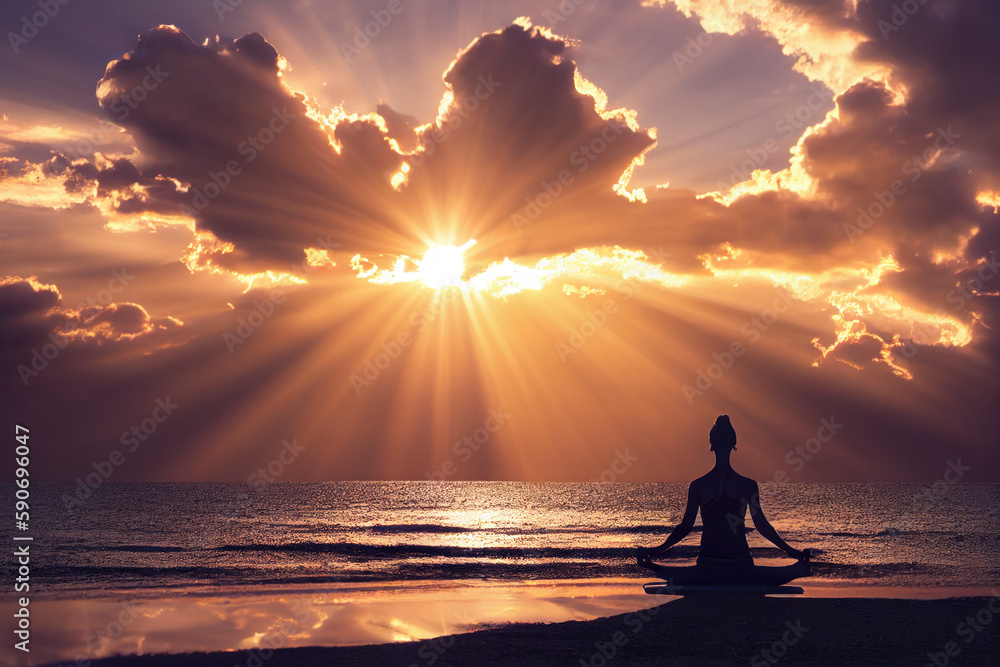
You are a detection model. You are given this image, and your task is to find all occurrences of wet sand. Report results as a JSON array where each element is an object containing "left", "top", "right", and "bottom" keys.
[{"left": 63, "top": 594, "right": 1000, "bottom": 667}]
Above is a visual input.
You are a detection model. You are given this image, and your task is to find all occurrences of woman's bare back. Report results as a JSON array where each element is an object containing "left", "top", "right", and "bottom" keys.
[
  {"left": 691, "top": 469, "right": 757, "bottom": 562},
  {"left": 691, "top": 468, "right": 755, "bottom": 505}
]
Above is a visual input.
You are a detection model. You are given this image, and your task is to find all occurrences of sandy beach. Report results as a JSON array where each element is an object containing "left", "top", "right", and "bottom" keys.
[{"left": 61, "top": 594, "right": 1000, "bottom": 667}]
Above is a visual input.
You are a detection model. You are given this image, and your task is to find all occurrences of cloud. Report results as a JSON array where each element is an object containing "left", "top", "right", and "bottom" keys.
[
  {"left": 389, "top": 22, "right": 656, "bottom": 256},
  {"left": 92, "top": 25, "right": 413, "bottom": 269},
  {"left": 0, "top": 275, "right": 184, "bottom": 362},
  {"left": 642, "top": 0, "right": 893, "bottom": 92},
  {"left": 0, "top": 276, "right": 61, "bottom": 347}
]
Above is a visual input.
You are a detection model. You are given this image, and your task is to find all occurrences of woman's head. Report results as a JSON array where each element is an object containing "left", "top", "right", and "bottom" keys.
[{"left": 709, "top": 415, "right": 737, "bottom": 451}]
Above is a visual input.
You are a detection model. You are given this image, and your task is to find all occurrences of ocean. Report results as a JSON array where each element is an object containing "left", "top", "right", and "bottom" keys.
[{"left": 20, "top": 481, "right": 1000, "bottom": 597}]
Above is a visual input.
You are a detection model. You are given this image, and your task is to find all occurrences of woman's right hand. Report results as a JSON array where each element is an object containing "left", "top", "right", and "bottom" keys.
[
  {"left": 786, "top": 547, "right": 810, "bottom": 561},
  {"left": 635, "top": 546, "right": 654, "bottom": 567}
]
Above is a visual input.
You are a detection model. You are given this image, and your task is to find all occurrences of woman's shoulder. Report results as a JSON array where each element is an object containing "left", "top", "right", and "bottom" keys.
[
  {"left": 732, "top": 472, "right": 758, "bottom": 491},
  {"left": 689, "top": 472, "right": 714, "bottom": 488}
]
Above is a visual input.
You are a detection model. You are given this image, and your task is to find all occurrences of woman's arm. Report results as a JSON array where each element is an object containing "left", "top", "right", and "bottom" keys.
[
  {"left": 747, "top": 481, "right": 807, "bottom": 559},
  {"left": 640, "top": 483, "right": 699, "bottom": 558}
]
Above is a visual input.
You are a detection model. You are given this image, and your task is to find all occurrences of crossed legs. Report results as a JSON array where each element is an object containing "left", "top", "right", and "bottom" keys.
[{"left": 639, "top": 557, "right": 810, "bottom": 587}]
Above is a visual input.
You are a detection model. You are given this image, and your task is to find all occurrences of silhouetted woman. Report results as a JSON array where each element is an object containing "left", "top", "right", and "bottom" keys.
[{"left": 636, "top": 415, "right": 811, "bottom": 586}]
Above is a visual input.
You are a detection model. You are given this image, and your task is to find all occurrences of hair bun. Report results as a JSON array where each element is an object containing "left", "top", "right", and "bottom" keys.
[{"left": 709, "top": 415, "right": 737, "bottom": 450}]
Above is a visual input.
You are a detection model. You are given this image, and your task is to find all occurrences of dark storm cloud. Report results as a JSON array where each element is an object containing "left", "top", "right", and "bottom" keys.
[
  {"left": 61, "top": 156, "right": 195, "bottom": 216},
  {"left": 802, "top": 80, "right": 981, "bottom": 255},
  {"left": 0, "top": 276, "right": 183, "bottom": 361},
  {"left": 856, "top": 0, "right": 1000, "bottom": 166},
  {"left": 95, "top": 25, "right": 411, "bottom": 269},
  {"left": 0, "top": 277, "right": 61, "bottom": 347},
  {"left": 395, "top": 23, "right": 657, "bottom": 258}
]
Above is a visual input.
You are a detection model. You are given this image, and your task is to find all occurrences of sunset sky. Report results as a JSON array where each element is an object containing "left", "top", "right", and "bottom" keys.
[{"left": 1, "top": 0, "right": 997, "bottom": 483}]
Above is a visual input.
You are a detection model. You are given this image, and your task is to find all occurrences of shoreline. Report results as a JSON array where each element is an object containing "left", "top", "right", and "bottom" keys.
[{"left": 39, "top": 591, "right": 1000, "bottom": 667}]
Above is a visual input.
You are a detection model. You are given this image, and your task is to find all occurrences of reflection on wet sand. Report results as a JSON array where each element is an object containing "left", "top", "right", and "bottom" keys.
[
  {"left": 29, "top": 578, "right": 659, "bottom": 666},
  {"left": 27, "top": 580, "right": 999, "bottom": 666}
]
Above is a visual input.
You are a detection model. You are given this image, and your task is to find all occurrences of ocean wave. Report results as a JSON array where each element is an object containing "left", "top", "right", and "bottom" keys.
[
  {"left": 106, "top": 545, "right": 188, "bottom": 552},
  {"left": 309, "top": 523, "right": 703, "bottom": 536},
  {"left": 208, "top": 541, "right": 669, "bottom": 559},
  {"left": 815, "top": 529, "right": 966, "bottom": 538},
  {"left": 347, "top": 524, "right": 483, "bottom": 534}
]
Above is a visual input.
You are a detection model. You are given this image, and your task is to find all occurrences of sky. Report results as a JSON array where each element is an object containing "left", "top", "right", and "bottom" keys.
[{"left": 0, "top": 0, "right": 997, "bottom": 484}]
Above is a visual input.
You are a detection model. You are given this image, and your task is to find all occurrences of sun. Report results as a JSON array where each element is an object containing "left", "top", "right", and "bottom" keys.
[{"left": 418, "top": 239, "right": 476, "bottom": 289}]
